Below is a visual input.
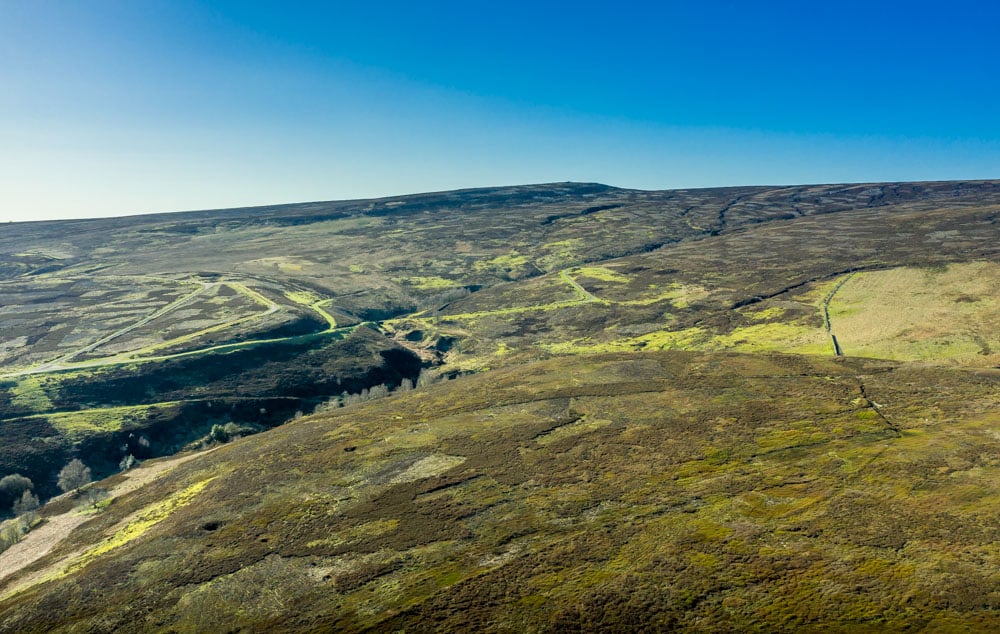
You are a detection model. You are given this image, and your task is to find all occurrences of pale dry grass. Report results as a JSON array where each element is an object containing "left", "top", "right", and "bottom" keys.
[
  {"left": 830, "top": 261, "right": 1000, "bottom": 365},
  {"left": 389, "top": 454, "right": 466, "bottom": 484},
  {"left": 0, "top": 449, "right": 213, "bottom": 598}
]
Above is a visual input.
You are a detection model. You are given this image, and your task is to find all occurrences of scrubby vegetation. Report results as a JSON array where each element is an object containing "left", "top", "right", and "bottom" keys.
[
  {"left": 0, "top": 513, "right": 40, "bottom": 554},
  {"left": 2, "top": 351, "right": 1000, "bottom": 631},
  {"left": 1, "top": 179, "right": 1000, "bottom": 630}
]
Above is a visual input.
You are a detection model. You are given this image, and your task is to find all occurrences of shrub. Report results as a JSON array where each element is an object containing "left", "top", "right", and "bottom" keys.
[
  {"left": 209, "top": 424, "right": 231, "bottom": 444},
  {"left": 0, "top": 511, "right": 39, "bottom": 553},
  {"left": 119, "top": 454, "right": 139, "bottom": 472},
  {"left": 208, "top": 422, "right": 259, "bottom": 445},
  {"left": 0, "top": 474, "right": 33, "bottom": 510}
]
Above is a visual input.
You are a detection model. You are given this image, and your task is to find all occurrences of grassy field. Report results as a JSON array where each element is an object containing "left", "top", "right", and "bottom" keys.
[
  {"left": 531, "top": 261, "right": 1000, "bottom": 364},
  {"left": 0, "top": 276, "right": 195, "bottom": 368},
  {"left": 829, "top": 261, "right": 1000, "bottom": 365}
]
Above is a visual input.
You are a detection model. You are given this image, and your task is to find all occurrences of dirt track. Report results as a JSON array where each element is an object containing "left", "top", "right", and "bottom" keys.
[{"left": 0, "top": 449, "right": 211, "bottom": 594}]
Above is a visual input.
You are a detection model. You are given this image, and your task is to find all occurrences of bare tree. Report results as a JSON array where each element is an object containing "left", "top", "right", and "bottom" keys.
[
  {"left": 57, "top": 459, "right": 92, "bottom": 494},
  {"left": 12, "top": 490, "right": 39, "bottom": 516},
  {"left": 368, "top": 384, "right": 390, "bottom": 400},
  {"left": 0, "top": 519, "right": 24, "bottom": 551},
  {"left": 84, "top": 487, "right": 110, "bottom": 509},
  {"left": 416, "top": 368, "right": 440, "bottom": 388}
]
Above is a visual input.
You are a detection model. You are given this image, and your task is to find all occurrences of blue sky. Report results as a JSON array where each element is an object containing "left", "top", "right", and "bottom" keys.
[{"left": 1, "top": 1, "right": 999, "bottom": 221}]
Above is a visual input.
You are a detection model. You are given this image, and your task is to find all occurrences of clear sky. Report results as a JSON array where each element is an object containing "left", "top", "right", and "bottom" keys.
[{"left": 1, "top": 1, "right": 999, "bottom": 222}]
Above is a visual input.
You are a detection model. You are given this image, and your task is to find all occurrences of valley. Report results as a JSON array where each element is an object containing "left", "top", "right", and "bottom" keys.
[{"left": 0, "top": 180, "right": 999, "bottom": 631}]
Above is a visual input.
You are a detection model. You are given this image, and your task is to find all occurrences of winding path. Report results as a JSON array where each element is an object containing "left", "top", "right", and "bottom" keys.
[
  {"left": 559, "top": 269, "right": 604, "bottom": 303},
  {"left": 36, "top": 281, "right": 216, "bottom": 370},
  {"left": 2, "top": 277, "right": 339, "bottom": 379}
]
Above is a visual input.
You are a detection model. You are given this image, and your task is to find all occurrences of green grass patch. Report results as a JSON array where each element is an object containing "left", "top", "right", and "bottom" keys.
[
  {"left": 828, "top": 262, "right": 1000, "bottom": 364},
  {"left": 9, "top": 376, "right": 55, "bottom": 412},
  {"left": 400, "top": 276, "right": 461, "bottom": 290},
  {"left": 46, "top": 402, "right": 182, "bottom": 441},
  {"left": 66, "top": 477, "right": 215, "bottom": 574},
  {"left": 474, "top": 252, "right": 530, "bottom": 272},
  {"left": 574, "top": 266, "right": 629, "bottom": 283}
]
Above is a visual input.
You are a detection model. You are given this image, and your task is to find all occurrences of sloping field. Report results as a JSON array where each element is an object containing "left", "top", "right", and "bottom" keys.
[
  {"left": 829, "top": 262, "right": 1000, "bottom": 365},
  {"left": 2, "top": 351, "right": 999, "bottom": 631},
  {"left": 2, "top": 181, "right": 1000, "bottom": 630}
]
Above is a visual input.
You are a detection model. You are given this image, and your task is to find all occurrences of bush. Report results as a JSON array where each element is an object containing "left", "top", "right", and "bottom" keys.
[
  {"left": 0, "top": 474, "right": 33, "bottom": 510},
  {"left": 208, "top": 422, "right": 260, "bottom": 445},
  {"left": 119, "top": 454, "right": 139, "bottom": 472},
  {"left": 209, "top": 424, "right": 231, "bottom": 444},
  {"left": 0, "top": 511, "right": 39, "bottom": 553}
]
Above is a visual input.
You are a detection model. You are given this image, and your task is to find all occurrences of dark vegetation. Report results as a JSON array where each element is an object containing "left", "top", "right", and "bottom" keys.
[
  {"left": 0, "top": 328, "right": 422, "bottom": 501},
  {"left": 1, "top": 179, "right": 1000, "bottom": 630}
]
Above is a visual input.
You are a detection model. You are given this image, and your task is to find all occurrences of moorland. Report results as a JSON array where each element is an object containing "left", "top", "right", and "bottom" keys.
[{"left": 0, "top": 179, "right": 999, "bottom": 631}]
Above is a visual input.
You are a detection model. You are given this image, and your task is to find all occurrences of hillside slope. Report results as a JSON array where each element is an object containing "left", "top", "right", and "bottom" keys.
[
  {"left": 1, "top": 179, "right": 1000, "bottom": 630},
  {"left": 1, "top": 351, "right": 999, "bottom": 631},
  {"left": 396, "top": 182, "right": 1000, "bottom": 371}
]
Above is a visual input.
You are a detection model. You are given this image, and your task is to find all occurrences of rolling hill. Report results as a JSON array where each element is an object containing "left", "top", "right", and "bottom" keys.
[{"left": 1, "top": 180, "right": 999, "bottom": 631}]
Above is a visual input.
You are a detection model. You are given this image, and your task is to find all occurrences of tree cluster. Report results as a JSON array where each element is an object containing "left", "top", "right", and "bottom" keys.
[{"left": 0, "top": 473, "right": 40, "bottom": 553}]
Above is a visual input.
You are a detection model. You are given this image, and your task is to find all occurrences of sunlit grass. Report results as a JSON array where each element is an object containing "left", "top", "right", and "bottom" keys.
[{"left": 830, "top": 262, "right": 1000, "bottom": 364}]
